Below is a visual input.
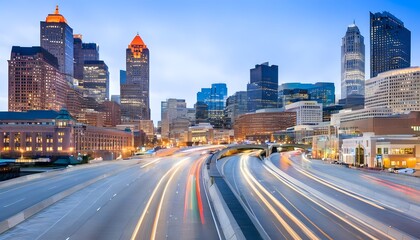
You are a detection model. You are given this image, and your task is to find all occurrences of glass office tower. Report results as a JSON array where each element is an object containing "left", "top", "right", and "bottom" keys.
[
  {"left": 370, "top": 11, "right": 411, "bottom": 78},
  {"left": 247, "top": 62, "right": 278, "bottom": 112},
  {"left": 341, "top": 22, "right": 365, "bottom": 98}
]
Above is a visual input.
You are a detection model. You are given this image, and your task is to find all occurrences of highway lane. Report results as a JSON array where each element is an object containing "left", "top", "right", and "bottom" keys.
[
  {"left": 220, "top": 153, "right": 398, "bottom": 239},
  {"left": 0, "top": 151, "right": 220, "bottom": 240},
  {"left": 268, "top": 152, "right": 420, "bottom": 239},
  {"left": 0, "top": 160, "right": 142, "bottom": 222}
]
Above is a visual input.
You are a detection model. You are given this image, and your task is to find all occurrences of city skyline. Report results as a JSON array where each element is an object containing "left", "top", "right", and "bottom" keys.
[{"left": 0, "top": 1, "right": 419, "bottom": 122}]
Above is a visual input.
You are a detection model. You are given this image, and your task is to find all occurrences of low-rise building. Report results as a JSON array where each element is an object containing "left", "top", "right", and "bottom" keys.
[
  {"left": 341, "top": 133, "right": 420, "bottom": 169},
  {"left": 0, "top": 109, "right": 133, "bottom": 160}
]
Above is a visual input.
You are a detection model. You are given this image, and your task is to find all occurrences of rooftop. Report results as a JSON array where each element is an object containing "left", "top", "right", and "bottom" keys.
[{"left": 45, "top": 5, "right": 67, "bottom": 24}]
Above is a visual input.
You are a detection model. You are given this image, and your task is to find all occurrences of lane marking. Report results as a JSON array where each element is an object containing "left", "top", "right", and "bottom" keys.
[
  {"left": 131, "top": 158, "right": 189, "bottom": 240},
  {"left": 3, "top": 198, "right": 25, "bottom": 208},
  {"left": 140, "top": 158, "right": 161, "bottom": 169},
  {"left": 263, "top": 163, "right": 385, "bottom": 240},
  {"left": 241, "top": 155, "right": 313, "bottom": 239},
  {"left": 150, "top": 162, "right": 185, "bottom": 240}
]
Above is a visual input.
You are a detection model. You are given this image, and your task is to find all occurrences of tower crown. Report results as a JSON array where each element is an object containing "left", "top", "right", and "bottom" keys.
[
  {"left": 46, "top": 5, "right": 67, "bottom": 23},
  {"left": 128, "top": 34, "right": 147, "bottom": 58}
]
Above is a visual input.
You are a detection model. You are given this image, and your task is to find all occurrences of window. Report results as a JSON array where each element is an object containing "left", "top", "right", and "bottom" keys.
[
  {"left": 377, "top": 148, "right": 382, "bottom": 154},
  {"left": 384, "top": 148, "right": 389, "bottom": 154}
]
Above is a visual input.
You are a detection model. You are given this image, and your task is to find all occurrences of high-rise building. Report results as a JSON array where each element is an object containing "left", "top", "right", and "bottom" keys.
[
  {"left": 278, "top": 82, "right": 335, "bottom": 107},
  {"left": 161, "top": 99, "right": 187, "bottom": 138},
  {"left": 8, "top": 46, "right": 67, "bottom": 112},
  {"left": 195, "top": 102, "right": 208, "bottom": 124},
  {"left": 73, "top": 34, "right": 100, "bottom": 83},
  {"left": 225, "top": 91, "right": 247, "bottom": 128},
  {"left": 73, "top": 35, "right": 84, "bottom": 81},
  {"left": 247, "top": 62, "right": 278, "bottom": 112},
  {"left": 120, "top": 70, "right": 126, "bottom": 84},
  {"left": 196, "top": 84, "right": 227, "bottom": 128},
  {"left": 121, "top": 34, "right": 150, "bottom": 121},
  {"left": 83, "top": 60, "right": 109, "bottom": 103},
  {"left": 365, "top": 67, "right": 420, "bottom": 113},
  {"left": 370, "top": 11, "right": 411, "bottom": 78},
  {"left": 40, "top": 6, "right": 74, "bottom": 83},
  {"left": 197, "top": 88, "right": 211, "bottom": 103},
  {"left": 341, "top": 22, "right": 365, "bottom": 98},
  {"left": 82, "top": 43, "right": 99, "bottom": 61},
  {"left": 208, "top": 83, "right": 227, "bottom": 128}
]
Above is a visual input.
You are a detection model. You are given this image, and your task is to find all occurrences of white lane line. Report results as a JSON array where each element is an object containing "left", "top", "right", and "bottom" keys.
[
  {"left": 47, "top": 185, "right": 57, "bottom": 190},
  {"left": 3, "top": 198, "right": 25, "bottom": 207},
  {"left": 140, "top": 158, "right": 161, "bottom": 168}
]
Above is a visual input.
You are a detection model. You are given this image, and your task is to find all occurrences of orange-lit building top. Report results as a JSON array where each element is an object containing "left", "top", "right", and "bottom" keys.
[
  {"left": 128, "top": 34, "right": 147, "bottom": 58},
  {"left": 45, "top": 5, "right": 67, "bottom": 23}
]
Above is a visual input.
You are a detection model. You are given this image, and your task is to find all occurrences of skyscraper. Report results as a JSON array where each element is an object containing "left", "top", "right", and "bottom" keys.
[
  {"left": 8, "top": 46, "right": 67, "bottom": 112},
  {"left": 73, "top": 34, "right": 100, "bottom": 82},
  {"left": 247, "top": 62, "right": 278, "bottom": 113},
  {"left": 370, "top": 11, "right": 411, "bottom": 78},
  {"left": 121, "top": 34, "right": 150, "bottom": 121},
  {"left": 83, "top": 60, "right": 109, "bottom": 103},
  {"left": 161, "top": 99, "right": 187, "bottom": 138},
  {"left": 73, "top": 35, "right": 83, "bottom": 81},
  {"left": 208, "top": 83, "right": 227, "bottom": 128},
  {"left": 40, "top": 6, "right": 74, "bottom": 83},
  {"left": 341, "top": 22, "right": 365, "bottom": 98}
]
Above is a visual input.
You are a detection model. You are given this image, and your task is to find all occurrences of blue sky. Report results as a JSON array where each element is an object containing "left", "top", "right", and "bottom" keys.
[{"left": 0, "top": 0, "right": 419, "bottom": 122}]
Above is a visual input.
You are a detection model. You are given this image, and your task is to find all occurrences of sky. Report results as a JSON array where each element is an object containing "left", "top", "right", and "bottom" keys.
[{"left": 0, "top": 0, "right": 419, "bottom": 123}]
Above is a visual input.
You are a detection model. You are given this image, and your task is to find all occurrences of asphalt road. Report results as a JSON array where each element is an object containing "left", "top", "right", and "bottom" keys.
[
  {"left": 0, "top": 161, "right": 136, "bottom": 222},
  {"left": 219, "top": 152, "right": 420, "bottom": 239},
  {"left": 0, "top": 151, "right": 220, "bottom": 240}
]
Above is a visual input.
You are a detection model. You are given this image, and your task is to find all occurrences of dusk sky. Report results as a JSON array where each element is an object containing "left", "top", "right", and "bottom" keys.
[{"left": 1, "top": 0, "right": 419, "bottom": 122}]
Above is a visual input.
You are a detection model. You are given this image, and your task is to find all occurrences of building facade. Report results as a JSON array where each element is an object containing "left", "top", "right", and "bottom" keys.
[
  {"left": 8, "top": 46, "right": 67, "bottom": 112},
  {"left": 247, "top": 62, "right": 278, "bottom": 112},
  {"left": 102, "top": 100, "right": 121, "bottom": 127},
  {"left": 225, "top": 91, "right": 248, "bottom": 128},
  {"left": 208, "top": 83, "right": 227, "bottom": 128},
  {"left": 279, "top": 82, "right": 335, "bottom": 108},
  {"left": 285, "top": 101, "right": 323, "bottom": 126},
  {"left": 341, "top": 22, "right": 365, "bottom": 98},
  {"left": 233, "top": 111, "right": 296, "bottom": 140},
  {"left": 83, "top": 60, "right": 109, "bottom": 103},
  {"left": 341, "top": 133, "right": 420, "bottom": 169},
  {"left": 0, "top": 109, "right": 134, "bottom": 160},
  {"left": 370, "top": 11, "right": 411, "bottom": 78},
  {"left": 40, "top": 6, "right": 74, "bottom": 83},
  {"left": 121, "top": 34, "right": 150, "bottom": 121},
  {"left": 161, "top": 99, "right": 187, "bottom": 139},
  {"left": 365, "top": 67, "right": 420, "bottom": 113}
]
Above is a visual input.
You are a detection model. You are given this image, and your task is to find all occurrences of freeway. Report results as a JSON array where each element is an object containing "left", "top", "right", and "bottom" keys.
[
  {"left": 0, "top": 161, "right": 137, "bottom": 222},
  {"left": 219, "top": 151, "right": 420, "bottom": 239},
  {"left": 0, "top": 151, "right": 220, "bottom": 240}
]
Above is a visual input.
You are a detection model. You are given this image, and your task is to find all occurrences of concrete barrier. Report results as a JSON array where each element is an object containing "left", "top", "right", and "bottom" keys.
[
  {"left": 0, "top": 162, "right": 137, "bottom": 234},
  {"left": 203, "top": 165, "right": 245, "bottom": 240},
  {"left": 0, "top": 160, "right": 126, "bottom": 189}
]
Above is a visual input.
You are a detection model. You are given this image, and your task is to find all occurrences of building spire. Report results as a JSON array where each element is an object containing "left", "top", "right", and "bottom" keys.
[{"left": 55, "top": 5, "right": 59, "bottom": 14}]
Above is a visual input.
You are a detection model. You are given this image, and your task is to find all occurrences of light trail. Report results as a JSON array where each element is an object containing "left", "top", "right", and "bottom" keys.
[
  {"left": 150, "top": 161, "right": 185, "bottom": 240},
  {"left": 184, "top": 156, "right": 206, "bottom": 224},
  {"left": 263, "top": 163, "right": 387, "bottom": 240},
  {"left": 130, "top": 157, "right": 189, "bottom": 240},
  {"left": 240, "top": 155, "right": 318, "bottom": 240},
  {"left": 293, "top": 167, "right": 385, "bottom": 210}
]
